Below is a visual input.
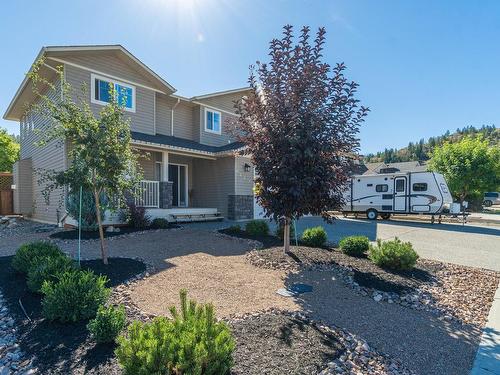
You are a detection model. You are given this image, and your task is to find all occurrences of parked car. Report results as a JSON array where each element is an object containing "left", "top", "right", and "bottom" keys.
[{"left": 483, "top": 192, "right": 500, "bottom": 207}]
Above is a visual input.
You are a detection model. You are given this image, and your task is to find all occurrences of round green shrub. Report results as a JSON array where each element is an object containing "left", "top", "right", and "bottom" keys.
[
  {"left": 116, "top": 290, "right": 234, "bottom": 375},
  {"left": 339, "top": 236, "right": 369, "bottom": 257},
  {"left": 275, "top": 221, "right": 295, "bottom": 241},
  {"left": 41, "top": 269, "right": 111, "bottom": 322},
  {"left": 88, "top": 304, "right": 126, "bottom": 343},
  {"left": 12, "top": 241, "right": 64, "bottom": 274},
  {"left": 27, "top": 254, "right": 76, "bottom": 293},
  {"left": 368, "top": 238, "right": 419, "bottom": 270},
  {"left": 66, "top": 189, "right": 106, "bottom": 231},
  {"left": 150, "top": 217, "right": 170, "bottom": 229},
  {"left": 245, "top": 220, "right": 269, "bottom": 236},
  {"left": 301, "top": 226, "right": 328, "bottom": 247}
]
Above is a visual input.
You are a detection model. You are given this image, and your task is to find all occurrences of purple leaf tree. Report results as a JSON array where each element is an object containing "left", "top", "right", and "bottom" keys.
[{"left": 233, "top": 25, "right": 369, "bottom": 253}]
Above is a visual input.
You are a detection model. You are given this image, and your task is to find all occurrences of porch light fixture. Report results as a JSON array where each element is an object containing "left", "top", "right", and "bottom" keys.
[{"left": 244, "top": 163, "right": 251, "bottom": 172}]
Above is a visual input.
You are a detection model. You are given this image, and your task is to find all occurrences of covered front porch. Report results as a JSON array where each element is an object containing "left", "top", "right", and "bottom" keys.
[{"left": 134, "top": 148, "right": 225, "bottom": 222}]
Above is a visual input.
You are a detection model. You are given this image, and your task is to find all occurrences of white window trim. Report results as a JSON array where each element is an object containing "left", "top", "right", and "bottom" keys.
[
  {"left": 90, "top": 73, "right": 136, "bottom": 113},
  {"left": 204, "top": 107, "right": 222, "bottom": 135}
]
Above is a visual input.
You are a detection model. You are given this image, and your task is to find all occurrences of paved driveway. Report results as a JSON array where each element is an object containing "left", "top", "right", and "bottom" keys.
[{"left": 283, "top": 217, "right": 500, "bottom": 272}]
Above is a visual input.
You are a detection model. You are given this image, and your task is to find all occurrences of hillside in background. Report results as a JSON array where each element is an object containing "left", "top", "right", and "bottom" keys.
[{"left": 363, "top": 125, "right": 499, "bottom": 163}]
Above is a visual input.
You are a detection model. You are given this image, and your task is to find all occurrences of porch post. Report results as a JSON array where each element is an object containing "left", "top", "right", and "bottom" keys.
[
  {"left": 159, "top": 151, "right": 173, "bottom": 209},
  {"left": 162, "top": 151, "right": 169, "bottom": 182}
]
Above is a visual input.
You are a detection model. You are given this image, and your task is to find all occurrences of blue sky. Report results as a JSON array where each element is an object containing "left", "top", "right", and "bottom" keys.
[{"left": 1, "top": 0, "right": 499, "bottom": 154}]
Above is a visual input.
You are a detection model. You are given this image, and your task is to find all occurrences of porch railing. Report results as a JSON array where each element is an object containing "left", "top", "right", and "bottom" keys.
[{"left": 135, "top": 180, "right": 159, "bottom": 208}]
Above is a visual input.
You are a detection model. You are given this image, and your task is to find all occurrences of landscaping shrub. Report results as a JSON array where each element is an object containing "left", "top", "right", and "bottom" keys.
[
  {"left": 339, "top": 236, "right": 369, "bottom": 257},
  {"left": 121, "top": 202, "right": 150, "bottom": 229},
  {"left": 41, "top": 269, "right": 111, "bottom": 322},
  {"left": 116, "top": 289, "right": 235, "bottom": 375},
  {"left": 12, "top": 241, "right": 64, "bottom": 274},
  {"left": 66, "top": 189, "right": 107, "bottom": 231},
  {"left": 245, "top": 220, "right": 269, "bottom": 236},
  {"left": 150, "top": 217, "right": 170, "bottom": 229},
  {"left": 88, "top": 304, "right": 126, "bottom": 344},
  {"left": 368, "top": 238, "right": 419, "bottom": 271},
  {"left": 275, "top": 221, "right": 295, "bottom": 241},
  {"left": 301, "top": 226, "right": 328, "bottom": 247},
  {"left": 27, "top": 254, "right": 76, "bottom": 293}
]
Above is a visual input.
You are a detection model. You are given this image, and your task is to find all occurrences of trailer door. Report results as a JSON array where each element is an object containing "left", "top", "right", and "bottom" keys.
[{"left": 393, "top": 177, "right": 407, "bottom": 211}]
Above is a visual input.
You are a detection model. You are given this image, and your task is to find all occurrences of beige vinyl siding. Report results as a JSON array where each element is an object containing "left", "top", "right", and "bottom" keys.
[
  {"left": 13, "top": 158, "right": 33, "bottom": 215},
  {"left": 59, "top": 52, "right": 162, "bottom": 90},
  {"left": 191, "top": 156, "right": 235, "bottom": 217},
  {"left": 64, "top": 64, "right": 156, "bottom": 135},
  {"left": 156, "top": 95, "right": 174, "bottom": 136},
  {"left": 235, "top": 156, "right": 254, "bottom": 195},
  {"left": 196, "top": 91, "right": 245, "bottom": 113},
  {"left": 199, "top": 108, "right": 238, "bottom": 146},
  {"left": 18, "top": 78, "right": 66, "bottom": 223},
  {"left": 172, "top": 102, "right": 196, "bottom": 140}
]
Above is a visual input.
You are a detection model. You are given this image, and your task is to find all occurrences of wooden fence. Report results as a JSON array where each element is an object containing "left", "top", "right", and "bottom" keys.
[{"left": 0, "top": 173, "right": 13, "bottom": 215}]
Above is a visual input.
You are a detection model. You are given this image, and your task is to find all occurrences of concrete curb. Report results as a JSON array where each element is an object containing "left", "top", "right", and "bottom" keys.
[{"left": 471, "top": 284, "right": 500, "bottom": 374}]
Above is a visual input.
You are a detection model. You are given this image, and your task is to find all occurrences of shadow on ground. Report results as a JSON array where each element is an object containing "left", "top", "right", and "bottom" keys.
[{"left": 285, "top": 268, "right": 482, "bottom": 375}]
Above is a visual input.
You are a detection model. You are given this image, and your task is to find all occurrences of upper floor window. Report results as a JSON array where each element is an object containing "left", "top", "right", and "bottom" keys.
[
  {"left": 204, "top": 108, "right": 221, "bottom": 134},
  {"left": 91, "top": 73, "right": 135, "bottom": 112}
]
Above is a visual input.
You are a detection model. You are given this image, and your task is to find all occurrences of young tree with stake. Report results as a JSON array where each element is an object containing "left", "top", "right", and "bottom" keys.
[
  {"left": 234, "top": 25, "right": 368, "bottom": 253},
  {"left": 28, "top": 59, "right": 141, "bottom": 264}
]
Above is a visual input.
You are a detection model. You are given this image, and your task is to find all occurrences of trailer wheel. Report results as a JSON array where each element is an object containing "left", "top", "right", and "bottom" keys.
[
  {"left": 366, "top": 209, "right": 378, "bottom": 220},
  {"left": 483, "top": 200, "right": 493, "bottom": 207},
  {"left": 380, "top": 213, "right": 391, "bottom": 220}
]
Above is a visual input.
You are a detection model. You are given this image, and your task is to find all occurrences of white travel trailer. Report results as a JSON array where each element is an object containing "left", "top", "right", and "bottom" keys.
[{"left": 342, "top": 171, "right": 454, "bottom": 220}]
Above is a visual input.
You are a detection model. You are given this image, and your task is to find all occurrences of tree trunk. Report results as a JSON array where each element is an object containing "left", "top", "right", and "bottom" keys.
[
  {"left": 283, "top": 217, "right": 290, "bottom": 254},
  {"left": 93, "top": 188, "right": 108, "bottom": 265}
]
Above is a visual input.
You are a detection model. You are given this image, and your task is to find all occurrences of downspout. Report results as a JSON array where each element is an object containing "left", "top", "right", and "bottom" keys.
[{"left": 171, "top": 98, "right": 180, "bottom": 136}]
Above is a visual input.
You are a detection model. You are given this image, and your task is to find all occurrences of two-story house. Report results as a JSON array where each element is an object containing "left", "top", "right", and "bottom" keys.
[{"left": 3, "top": 45, "right": 255, "bottom": 225}]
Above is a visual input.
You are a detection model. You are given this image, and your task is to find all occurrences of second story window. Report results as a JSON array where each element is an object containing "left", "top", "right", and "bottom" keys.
[
  {"left": 91, "top": 73, "right": 135, "bottom": 112},
  {"left": 205, "top": 108, "right": 221, "bottom": 134}
]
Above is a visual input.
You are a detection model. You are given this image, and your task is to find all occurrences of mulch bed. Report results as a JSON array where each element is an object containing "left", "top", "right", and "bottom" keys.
[
  {"left": 0, "top": 256, "right": 146, "bottom": 374},
  {"left": 229, "top": 312, "right": 343, "bottom": 375},
  {"left": 246, "top": 246, "right": 500, "bottom": 328},
  {"left": 49, "top": 225, "right": 180, "bottom": 240},
  {"left": 246, "top": 246, "right": 436, "bottom": 294}
]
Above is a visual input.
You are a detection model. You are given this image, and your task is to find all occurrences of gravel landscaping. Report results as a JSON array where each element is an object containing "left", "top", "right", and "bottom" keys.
[
  {"left": 246, "top": 246, "right": 500, "bottom": 328},
  {"left": 0, "top": 217, "right": 56, "bottom": 239},
  {"left": 49, "top": 225, "right": 181, "bottom": 241}
]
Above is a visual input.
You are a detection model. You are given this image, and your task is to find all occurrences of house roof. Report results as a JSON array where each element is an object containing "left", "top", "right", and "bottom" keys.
[
  {"left": 361, "top": 160, "right": 428, "bottom": 175},
  {"left": 4, "top": 45, "right": 249, "bottom": 121},
  {"left": 130, "top": 132, "right": 245, "bottom": 155}
]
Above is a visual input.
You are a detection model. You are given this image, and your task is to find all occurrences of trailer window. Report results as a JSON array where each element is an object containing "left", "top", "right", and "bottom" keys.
[
  {"left": 376, "top": 184, "right": 388, "bottom": 192},
  {"left": 413, "top": 183, "right": 428, "bottom": 192},
  {"left": 395, "top": 179, "right": 405, "bottom": 192}
]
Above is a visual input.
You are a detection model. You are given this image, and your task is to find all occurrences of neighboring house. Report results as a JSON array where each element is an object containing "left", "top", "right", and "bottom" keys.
[
  {"left": 4, "top": 45, "right": 255, "bottom": 224},
  {"left": 356, "top": 160, "right": 428, "bottom": 175}
]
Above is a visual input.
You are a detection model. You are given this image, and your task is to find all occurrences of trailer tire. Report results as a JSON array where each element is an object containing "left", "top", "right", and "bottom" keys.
[
  {"left": 483, "top": 200, "right": 493, "bottom": 207},
  {"left": 380, "top": 213, "right": 391, "bottom": 220},
  {"left": 366, "top": 209, "right": 378, "bottom": 220}
]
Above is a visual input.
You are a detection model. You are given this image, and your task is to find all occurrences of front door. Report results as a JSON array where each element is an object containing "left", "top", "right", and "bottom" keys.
[
  {"left": 393, "top": 177, "right": 407, "bottom": 212},
  {"left": 168, "top": 164, "right": 187, "bottom": 207}
]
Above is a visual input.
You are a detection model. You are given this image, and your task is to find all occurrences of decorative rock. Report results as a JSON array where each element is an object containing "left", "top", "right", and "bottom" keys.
[{"left": 105, "top": 226, "right": 115, "bottom": 233}]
